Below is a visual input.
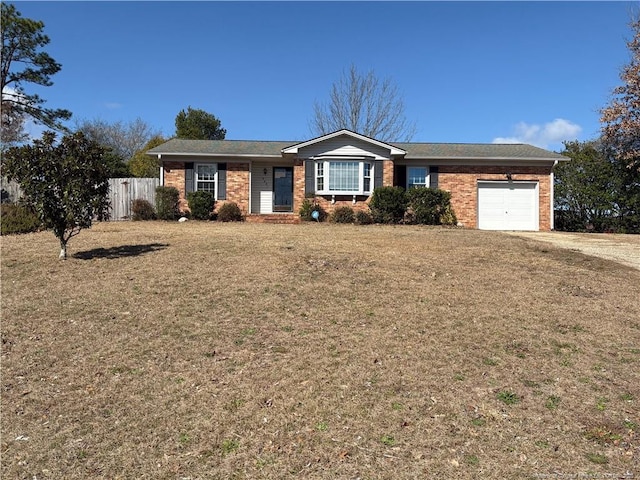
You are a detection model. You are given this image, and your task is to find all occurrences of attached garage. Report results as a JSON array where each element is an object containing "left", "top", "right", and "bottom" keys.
[{"left": 477, "top": 181, "right": 539, "bottom": 231}]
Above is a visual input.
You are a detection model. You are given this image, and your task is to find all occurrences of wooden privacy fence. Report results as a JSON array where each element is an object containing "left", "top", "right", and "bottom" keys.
[
  {"left": 108, "top": 177, "right": 159, "bottom": 220},
  {"left": 1, "top": 176, "right": 159, "bottom": 221}
]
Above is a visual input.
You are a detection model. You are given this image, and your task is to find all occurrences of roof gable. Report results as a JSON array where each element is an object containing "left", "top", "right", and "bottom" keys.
[{"left": 281, "top": 129, "right": 406, "bottom": 157}]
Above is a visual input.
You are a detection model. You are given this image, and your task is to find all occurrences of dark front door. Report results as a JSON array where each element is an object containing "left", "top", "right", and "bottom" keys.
[{"left": 273, "top": 167, "right": 293, "bottom": 212}]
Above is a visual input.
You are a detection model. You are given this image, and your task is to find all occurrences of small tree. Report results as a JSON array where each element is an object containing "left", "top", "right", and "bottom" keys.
[
  {"left": 2, "top": 131, "right": 110, "bottom": 258},
  {"left": 175, "top": 106, "right": 226, "bottom": 140},
  {"left": 129, "top": 135, "right": 166, "bottom": 178}
]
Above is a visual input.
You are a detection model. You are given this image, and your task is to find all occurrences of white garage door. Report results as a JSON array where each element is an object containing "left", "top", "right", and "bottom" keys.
[{"left": 477, "top": 181, "right": 538, "bottom": 231}]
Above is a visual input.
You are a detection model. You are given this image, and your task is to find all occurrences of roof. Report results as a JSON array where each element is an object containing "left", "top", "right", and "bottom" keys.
[
  {"left": 393, "top": 142, "right": 567, "bottom": 161},
  {"left": 148, "top": 137, "right": 567, "bottom": 161}
]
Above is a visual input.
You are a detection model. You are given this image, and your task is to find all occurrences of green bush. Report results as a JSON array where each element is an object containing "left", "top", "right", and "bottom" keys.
[
  {"left": 331, "top": 206, "right": 355, "bottom": 223},
  {"left": 187, "top": 191, "right": 215, "bottom": 220},
  {"left": 155, "top": 186, "right": 180, "bottom": 220},
  {"left": 406, "top": 187, "right": 457, "bottom": 225},
  {"left": 217, "top": 202, "right": 243, "bottom": 222},
  {"left": 131, "top": 199, "right": 156, "bottom": 221},
  {"left": 299, "top": 198, "right": 327, "bottom": 222},
  {"left": 1, "top": 203, "right": 41, "bottom": 235},
  {"left": 355, "top": 210, "right": 374, "bottom": 225},
  {"left": 368, "top": 186, "right": 408, "bottom": 224}
]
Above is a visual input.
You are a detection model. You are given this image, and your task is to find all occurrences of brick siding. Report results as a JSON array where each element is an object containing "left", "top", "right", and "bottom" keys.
[
  {"left": 438, "top": 165, "right": 552, "bottom": 231},
  {"left": 163, "top": 161, "right": 250, "bottom": 215}
]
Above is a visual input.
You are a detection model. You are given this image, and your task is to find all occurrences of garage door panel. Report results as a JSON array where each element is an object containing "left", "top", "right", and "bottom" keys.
[{"left": 478, "top": 182, "right": 538, "bottom": 231}]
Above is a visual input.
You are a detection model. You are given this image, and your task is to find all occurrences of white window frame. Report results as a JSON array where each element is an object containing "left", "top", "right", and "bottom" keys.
[
  {"left": 406, "top": 166, "right": 430, "bottom": 190},
  {"left": 314, "top": 159, "right": 374, "bottom": 196},
  {"left": 195, "top": 163, "right": 218, "bottom": 198}
]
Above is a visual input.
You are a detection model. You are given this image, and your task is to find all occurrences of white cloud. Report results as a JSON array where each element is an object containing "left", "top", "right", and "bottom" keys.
[{"left": 493, "top": 118, "right": 582, "bottom": 149}]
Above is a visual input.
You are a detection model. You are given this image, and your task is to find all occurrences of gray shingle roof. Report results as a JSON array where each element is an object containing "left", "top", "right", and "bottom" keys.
[{"left": 148, "top": 138, "right": 566, "bottom": 161}]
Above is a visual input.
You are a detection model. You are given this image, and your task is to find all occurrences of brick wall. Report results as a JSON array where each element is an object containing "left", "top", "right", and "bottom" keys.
[
  {"left": 162, "top": 162, "right": 188, "bottom": 210},
  {"left": 163, "top": 161, "right": 250, "bottom": 214},
  {"left": 291, "top": 160, "right": 305, "bottom": 215},
  {"left": 438, "top": 165, "right": 552, "bottom": 231},
  {"left": 225, "top": 163, "right": 250, "bottom": 214}
]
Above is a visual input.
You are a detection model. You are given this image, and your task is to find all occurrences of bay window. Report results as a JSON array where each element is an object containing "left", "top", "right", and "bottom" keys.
[{"left": 315, "top": 160, "right": 373, "bottom": 195}]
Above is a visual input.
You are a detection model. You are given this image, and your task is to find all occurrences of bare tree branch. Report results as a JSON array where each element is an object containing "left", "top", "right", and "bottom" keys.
[{"left": 310, "top": 64, "right": 416, "bottom": 142}]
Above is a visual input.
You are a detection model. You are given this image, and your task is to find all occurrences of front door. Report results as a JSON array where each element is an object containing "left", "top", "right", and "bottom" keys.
[{"left": 273, "top": 167, "right": 293, "bottom": 212}]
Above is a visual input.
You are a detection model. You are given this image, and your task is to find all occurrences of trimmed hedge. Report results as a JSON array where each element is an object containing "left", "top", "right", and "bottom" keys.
[
  {"left": 217, "top": 202, "right": 244, "bottom": 222},
  {"left": 299, "top": 198, "right": 327, "bottom": 222},
  {"left": 1, "top": 203, "right": 41, "bottom": 235},
  {"left": 187, "top": 191, "right": 215, "bottom": 220},
  {"left": 406, "top": 187, "right": 457, "bottom": 225},
  {"left": 131, "top": 199, "right": 156, "bottom": 221},
  {"left": 368, "top": 186, "right": 408, "bottom": 224},
  {"left": 331, "top": 206, "right": 355, "bottom": 224},
  {"left": 155, "top": 186, "right": 180, "bottom": 220}
]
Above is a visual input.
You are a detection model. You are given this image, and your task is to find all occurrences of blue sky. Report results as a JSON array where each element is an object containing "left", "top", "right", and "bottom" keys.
[{"left": 11, "top": 1, "right": 639, "bottom": 152}]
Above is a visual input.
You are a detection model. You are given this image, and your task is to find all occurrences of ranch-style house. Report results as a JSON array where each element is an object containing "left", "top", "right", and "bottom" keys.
[{"left": 147, "top": 129, "right": 567, "bottom": 231}]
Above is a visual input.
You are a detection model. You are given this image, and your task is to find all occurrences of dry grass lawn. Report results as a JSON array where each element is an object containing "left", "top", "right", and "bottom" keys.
[{"left": 1, "top": 221, "right": 639, "bottom": 479}]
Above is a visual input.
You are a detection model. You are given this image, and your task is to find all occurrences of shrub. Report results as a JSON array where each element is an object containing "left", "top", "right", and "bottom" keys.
[
  {"left": 187, "top": 191, "right": 215, "bottom": 220},
  {"left": 331, "top": 206, "right": 355, "bottom": 223},
  {"left": 299, "top": 198, "right": 327, "bottom": 222},
  {"left": 1, "top": 202, "right": 41, "bottom": 235},
  {"left": 155, "top": 186, "right": 180, "bottom": 220},
  {"left": 368, "top": 186, "right": 408, "bottom": 224},
  {"left": 355, "top": 210, "right": 374, "bottom": 225},
  {"left": 406, "top": 187, "right": 457, "bottom": 225},
  {"left": 217, "top": 202, "right": 244, "bottom": 222},
  {"left": 131, "top": 199, "right": 156, "bottom": 221}
]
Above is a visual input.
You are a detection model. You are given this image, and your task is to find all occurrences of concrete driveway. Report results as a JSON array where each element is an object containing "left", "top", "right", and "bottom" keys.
[{"left": 505, "top": 231, "right": 640, "bottom": 270}]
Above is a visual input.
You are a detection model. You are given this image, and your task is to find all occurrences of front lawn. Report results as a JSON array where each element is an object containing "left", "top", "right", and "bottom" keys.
[{"left": 1, "top": 222, "right": 638, "bottom": 479}]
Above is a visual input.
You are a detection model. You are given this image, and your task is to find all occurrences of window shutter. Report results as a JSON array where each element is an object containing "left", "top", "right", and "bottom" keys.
[
  {"left": 185, "top": 162, "right": 194, "bottom": 193},
  {"left": 429, "top": 166, "right": 439, "bottom": 189},
  {"left": 305, "top": 160, "right": 315, "bottom": 195},
  {"left": 394, "top": 165, "right": 406, "bottom": 188},
  {"left": 218, "top": 163, "right": 227, "bottom": 200},
  {"left": 374, "top": 160, "right": 383, "bottom": 189}
]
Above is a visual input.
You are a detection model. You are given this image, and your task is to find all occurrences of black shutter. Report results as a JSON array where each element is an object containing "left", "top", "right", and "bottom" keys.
[
  {"left": 305, "top": 160, "right": 315, "bottom": 195},
  {"left": 429, "top": 166, "right": 439, "bottom": 189},
  {"left": 217, "top": 163, "right": 227, "bottom": 200},
  {"left": 394, "top": 165, "right": 407, "bottom": 188},
  {"left": 374, "top": 160, "right": 384, "bottom": 189},
  {"left": 185, "top": 162, "right": 194, "bottom": 193}
]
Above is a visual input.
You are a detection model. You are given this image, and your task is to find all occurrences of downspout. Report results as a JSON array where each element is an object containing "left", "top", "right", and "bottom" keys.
[
  {"left": 158, "top": 154, "right": 163, "bottom": 186},
  {"left": 550, "top": 160, "right": 558, "bottom": 230},
  {"left": 248, "top": 160, "right": 252, "bottom": 214}
]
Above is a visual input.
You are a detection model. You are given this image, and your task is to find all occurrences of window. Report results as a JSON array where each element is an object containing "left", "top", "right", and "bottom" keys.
[
  {"left": 407, "top": 167, "right": 428, "bottom": 189},
  {"left": 316, "top": 162, "right": 324, "bottom": 191},
  {"left": 196, "top": 164, "right": 217, "bottom": 195},
  {"left": 315, "top": 160, "right": 373, "bottom": 195}
]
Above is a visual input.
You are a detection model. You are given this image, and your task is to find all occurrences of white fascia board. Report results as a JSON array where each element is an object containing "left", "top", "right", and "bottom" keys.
[
  {"left": 403, "top": 156, "right": 562, "bottom": 165},
  {"left": 282, "top": 129, "right": 406, "bottom": 156},
  {"left": 152, "top": 153, "right": 281, "bottom": 163}
]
